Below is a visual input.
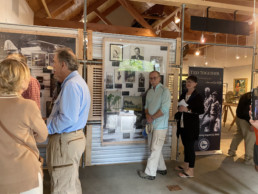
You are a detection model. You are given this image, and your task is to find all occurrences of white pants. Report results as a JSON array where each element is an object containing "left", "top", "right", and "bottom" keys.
[
  {"left": 20, "top": 173, "right": 42, "bottom": 194},
  {"left": 145, "top": 129, "right": 167, "bottom": 176}
]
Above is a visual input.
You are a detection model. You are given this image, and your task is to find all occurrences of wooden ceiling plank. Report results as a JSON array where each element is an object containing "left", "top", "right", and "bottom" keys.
[
  {"left": 206, "top": 0, "right": 257, "bottom": 8},
  {"left": 50, "top": 0, "right": 75, "bottom": 18},
  {"left": 36, "top": 0, "right": 75, "bottom": 18},
  {"left": 70, "top": 9, "right": 84, "bottom": 21},
  {"left": 90, "top": 2, "right": 121, "bottom": 23},
  {"left": 87, "top": 0, "right": 108, "bottom": 15},
  {"left": 117, "top": 0, "right": 153, "bottom": 29},
  {"left": 94, "top": 10, "right": 112, "bottom": 25},
  {"left": 129, "top": 0, "right": 258, "bottom": 15}
]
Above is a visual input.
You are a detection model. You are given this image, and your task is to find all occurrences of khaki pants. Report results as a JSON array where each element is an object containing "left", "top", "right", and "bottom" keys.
[
  {"left": 145, "top": 129, "right": 167, "bottom": 176},
  {"left": 229, "top": 117, "right": 255, "bottom": 160},
  {"left": 47, "top": 130, "right": 86, "bottom": 194}
]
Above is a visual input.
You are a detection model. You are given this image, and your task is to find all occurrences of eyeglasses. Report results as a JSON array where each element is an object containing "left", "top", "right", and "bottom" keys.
[{"left": 149, "top": 76, "right": 159, "bottom": 80}]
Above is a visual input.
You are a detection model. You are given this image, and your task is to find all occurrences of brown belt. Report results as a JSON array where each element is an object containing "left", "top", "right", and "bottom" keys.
[{"left": 49, "top": 129, "right": 83, "bottom": 136}]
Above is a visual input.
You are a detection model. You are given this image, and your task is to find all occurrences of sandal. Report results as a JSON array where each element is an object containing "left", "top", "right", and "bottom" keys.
[
  {"left": 178, "top": 171, "right": 194, "bottom": 178},
  {"left": 175, "top": 166, "right": 184, "bottom": 171}
]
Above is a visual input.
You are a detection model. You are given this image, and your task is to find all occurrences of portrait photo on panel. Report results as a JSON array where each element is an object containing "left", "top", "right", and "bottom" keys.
[
  {"left": 110, "top": 44, "right": 123, "bottom": 61},
  {"left": 130, "top": 46, "right": 144, "bottom": 60}
]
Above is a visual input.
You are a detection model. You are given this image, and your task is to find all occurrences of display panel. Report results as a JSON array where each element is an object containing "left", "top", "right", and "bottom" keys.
[
  {"left": 102, "top": 38, "right": 170, "bottom": 144},
  {"left": 0, "top": 30, "right": 76, "bottom": 117}
]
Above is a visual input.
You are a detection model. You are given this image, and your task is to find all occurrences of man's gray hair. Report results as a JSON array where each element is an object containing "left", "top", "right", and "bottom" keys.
[
  {"left": 55, "top": 47, "right": 78, "bottom": 71},
  {"left": 150, "top": 70, "right": 161, "bottom": 77}
]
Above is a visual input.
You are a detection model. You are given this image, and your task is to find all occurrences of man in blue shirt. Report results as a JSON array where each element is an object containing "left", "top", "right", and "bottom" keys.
[
  {"left": 138, "top": 71, "right": 171, "bottom": 180},
  {"left": 46, "top": 48, "right": 91, "bottom": 193}
]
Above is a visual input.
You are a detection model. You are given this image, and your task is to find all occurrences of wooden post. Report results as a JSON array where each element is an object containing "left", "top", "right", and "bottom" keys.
[{"left": 87, "top": 30, "right": 93, "bottom": 60}]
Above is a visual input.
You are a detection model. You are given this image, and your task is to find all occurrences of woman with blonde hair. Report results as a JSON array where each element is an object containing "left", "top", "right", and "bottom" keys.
[{"left": 0, "top": 58, "right": 48, "bottom": 194}]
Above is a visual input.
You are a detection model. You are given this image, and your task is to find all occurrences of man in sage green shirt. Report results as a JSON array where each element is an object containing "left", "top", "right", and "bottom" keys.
[{"left": 138, "top": 71, "right": 171, "bottom": 180}]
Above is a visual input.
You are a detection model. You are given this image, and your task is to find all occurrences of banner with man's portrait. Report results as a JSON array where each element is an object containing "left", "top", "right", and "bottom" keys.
[{"left": 189, "top": 67, "right": 224, "bottom": 153}]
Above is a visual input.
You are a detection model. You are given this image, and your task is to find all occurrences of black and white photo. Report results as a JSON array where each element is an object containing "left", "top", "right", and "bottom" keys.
[
  {"left": 130, "top": 46, "right": 144, "bottom": 60},
  {"left": 110, "top": 44, "right": 123, "bottom": 61},
  {"left": 125, "top": 71, "right": 135, "bottom": 82}
]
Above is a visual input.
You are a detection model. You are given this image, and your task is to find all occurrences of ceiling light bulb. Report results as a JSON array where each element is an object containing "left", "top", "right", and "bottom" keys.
[
  {"left": 236, "top": 55, "right": 240, "bottom": 59},
  {"left": 195, "top": 50, "right": 200, "bottom": 56},
  {"left": 175, "top": 15, "right": 180, "bottom": 24},
  {"left": 200, "top": 34, "right": 205, "bottom": 43},
  {"left": 205, "top": 61, "right": 208, "bottom": 65}
]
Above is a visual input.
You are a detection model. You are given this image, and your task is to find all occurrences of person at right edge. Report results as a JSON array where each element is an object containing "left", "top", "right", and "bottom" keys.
[
  {"left": 138, "top": 71, "right": 171, "bottom": 180},
  {"left": 228, "top": 92, "right": 255, "bottom": 165},
  {"left": 174, "top": 75, "right": 204, "bottom": 178},
  {"left": 47, "top": 48, "right": 91, "bottom": 194}
]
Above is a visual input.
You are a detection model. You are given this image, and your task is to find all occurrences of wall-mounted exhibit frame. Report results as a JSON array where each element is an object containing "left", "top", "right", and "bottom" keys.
[
  {"left": 0, "top": 23, "right": 82, "bottom": 118},
  {"left": 233, "top": 78, "right": 248, "bottom": 97},
  {"left": 102, "top": 37, "right": 171, "bottom": 145}
]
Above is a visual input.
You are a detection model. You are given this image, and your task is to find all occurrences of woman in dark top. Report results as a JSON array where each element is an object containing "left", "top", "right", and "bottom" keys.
[{"left": 174, "top": 75, "right": 204, "bottom": 178}]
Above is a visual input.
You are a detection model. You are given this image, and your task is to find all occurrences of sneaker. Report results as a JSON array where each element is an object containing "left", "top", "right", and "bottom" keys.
[
  {"left": 157, "top": 170, "right": 167, "bottom": 175},
  {"left": 227, "top": 150, "right": 236, "bottom": 157},
  {"left": 137, "top": 170, "right": 155, "bottom": 180}
]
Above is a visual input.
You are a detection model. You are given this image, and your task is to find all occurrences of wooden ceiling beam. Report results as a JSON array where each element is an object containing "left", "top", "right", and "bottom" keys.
[
  {"left": 34, "top": 17, "right": 247, "bottom": 46},
  {"left": 129, "top": 0, "right": 258, "bottom": 15},
  {"left": 152, "top": 7, "right": 180, "bottom": 29},
  {"left": 36, "top": 0, "right": 75, "bottom": 18},
  {"left": 142, "top": 15, "right": 165, "bottom": 20},
  {"left": 117, "top": 0, "right": 153, "bottom": 30},
  {"left": 40, "top": 0, "right": 52, "bottom": 18},
  {"left": 90, "top": 2, "right": 121, "bottom": 23},
  {"left": 34, "top": 17, "right": 157, "bottom": 37},
  {"left": 94, "top": 10, "right": 112, "bottom": 25}
]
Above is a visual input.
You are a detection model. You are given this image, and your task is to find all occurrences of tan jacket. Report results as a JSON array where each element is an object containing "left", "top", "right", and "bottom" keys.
[{"left": 0, "top": 96, "right": 48, "bottom": 193}]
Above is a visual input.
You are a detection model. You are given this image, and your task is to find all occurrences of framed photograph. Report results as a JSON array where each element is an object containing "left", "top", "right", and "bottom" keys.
[
  {"left": 114, "top": 68, "right": 123, "bottom": 84},
  {"left": 130, "top": 46, "right": 144, "bottom": 60},
  {"left": 223, "top": 83, "right": 228, "bottom": 95},
  {"left": 48, "top": 53, "right": 55, "bottom": 66},
  {"left": 138, "top": 73, "right": 145, "bottom": 88},
  {"left": 150, "top": 56, "right": 163, "bottom": 73},
  {"left": 110, "top": 44, "right": 123, "bottom": 61},
  {"left": 123, "top": 96, "right": 142, "bottom": 111},
  {"left": 32, "top": 53, "right": 46, "bottom": 66},
  {"left": 233, "top": 78, "right": 247, "bottom": 97},
  {"left": 106, "top": 91, "right": 122, "bottom": 112},
  {"left": 125, "top": 71, "right": 135, "bottom": 82},
  {"left": 106, "top": 73, "right": 114, "bottom": 89}
]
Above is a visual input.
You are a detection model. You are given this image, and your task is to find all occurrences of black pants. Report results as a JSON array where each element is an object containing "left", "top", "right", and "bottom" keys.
[{"left": 181, "top": 132, "right": 196, "bottom": 168}]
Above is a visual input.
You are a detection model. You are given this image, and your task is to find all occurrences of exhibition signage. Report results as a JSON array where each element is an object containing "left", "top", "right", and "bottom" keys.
[{"left": 189, "top": 67, "right": 224, "bottom": 152}]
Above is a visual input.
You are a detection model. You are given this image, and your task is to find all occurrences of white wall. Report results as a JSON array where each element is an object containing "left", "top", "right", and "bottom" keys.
[
  {"left": 0, "top": 0, "right": 33, "bottom": 25},
  {"left": 224, "top": 65, "right": 252, "bottom": 93}
]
